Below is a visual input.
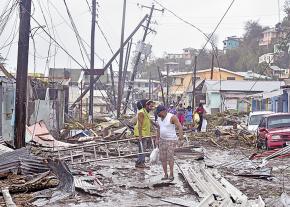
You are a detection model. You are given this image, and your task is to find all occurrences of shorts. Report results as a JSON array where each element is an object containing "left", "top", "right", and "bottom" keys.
[{"left": 159, "top": 139, "right": 177, "bottom": 162}]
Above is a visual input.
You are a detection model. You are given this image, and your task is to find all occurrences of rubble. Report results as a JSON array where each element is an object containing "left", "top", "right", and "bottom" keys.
[
  {"left": 27, "top": 121, "right": 75, "bottom": 149},
  {"left": 1, "top": 111, "right": 290, "bottom": 206}
]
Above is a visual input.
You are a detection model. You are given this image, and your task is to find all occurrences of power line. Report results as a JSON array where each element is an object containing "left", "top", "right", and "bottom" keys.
[
  {"left": 47, "top": 0, "right": 103, "bottom": 62},
  {"left": 20, "top": 5, "right": 86, "bottom": 69},
  {"left": 63, "top": 0, "right": 90, "bottom": 68}
]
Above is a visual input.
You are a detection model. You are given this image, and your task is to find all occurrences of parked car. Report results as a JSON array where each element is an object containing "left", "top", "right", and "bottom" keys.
[
  {"left": 257, "top": 113, "right": 290, "bottom": 149},
  {"left": 247, "top": 111, "right": 274, "bottom": 133}
]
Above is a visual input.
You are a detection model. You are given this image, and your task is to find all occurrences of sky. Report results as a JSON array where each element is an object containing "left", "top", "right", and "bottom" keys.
[{"left": 0, "top": 0, "right": 287, "bottom": 74}]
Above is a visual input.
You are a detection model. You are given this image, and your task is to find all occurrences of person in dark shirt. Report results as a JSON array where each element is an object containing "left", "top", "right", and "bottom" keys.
[{"left": 195, "top": 103, "right": 206, "bottom": 132}]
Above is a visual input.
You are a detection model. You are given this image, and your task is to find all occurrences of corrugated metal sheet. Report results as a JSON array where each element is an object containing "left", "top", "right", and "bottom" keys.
[
  {"left": 0, "top": 144, "right": 13, "bottom": 155},
  {"left": 0, "top": 148, "right": 49, "bottom": 175}
]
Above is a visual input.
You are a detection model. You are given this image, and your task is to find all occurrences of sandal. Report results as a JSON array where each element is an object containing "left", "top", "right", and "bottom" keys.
[{"left": 168, "top": 176, "right": 174, "bottom": 181}]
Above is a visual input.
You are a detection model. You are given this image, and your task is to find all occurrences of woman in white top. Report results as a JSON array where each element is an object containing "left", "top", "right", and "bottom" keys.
[{"left": 156, "top": 105, "right": 183, "bottom": 181}]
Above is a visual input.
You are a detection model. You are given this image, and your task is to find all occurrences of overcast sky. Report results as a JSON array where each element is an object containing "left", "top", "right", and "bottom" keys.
[{"left": 0, "top": 0, "right": 286, "bottom": 74}]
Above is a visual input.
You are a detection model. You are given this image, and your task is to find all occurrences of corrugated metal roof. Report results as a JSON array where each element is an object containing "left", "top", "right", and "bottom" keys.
[
  {"left": 203, "top": 80, "right": 284, "bottom": 92},
  {"left": 0, "top": 148, "right": 49, "bottom": 175}
]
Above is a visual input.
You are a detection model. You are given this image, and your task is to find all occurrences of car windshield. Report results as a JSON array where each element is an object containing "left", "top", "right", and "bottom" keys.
[
  {"left": 249, "top": 114, "right": 264, "bottom": 125},
  {"left": 268, "top": 115, "right": 290, "bottom": 129}
]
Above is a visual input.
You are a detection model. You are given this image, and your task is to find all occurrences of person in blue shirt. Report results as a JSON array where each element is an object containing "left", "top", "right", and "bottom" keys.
[{"left": 185, "top": 106, "right": 193, "bottom": 129}]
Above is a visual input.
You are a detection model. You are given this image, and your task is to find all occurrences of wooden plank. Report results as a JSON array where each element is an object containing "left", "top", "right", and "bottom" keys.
[{"left": 1, "top": 187, "right": 16, "bottom": 207}]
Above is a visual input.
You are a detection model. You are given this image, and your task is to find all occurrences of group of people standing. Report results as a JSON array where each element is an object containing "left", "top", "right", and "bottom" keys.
[
  {"left": 132, "top": 99, "right": 206, "bottom": 181},
  {"left": 168, "top": 102, "right": 206, "bottom": 132}
]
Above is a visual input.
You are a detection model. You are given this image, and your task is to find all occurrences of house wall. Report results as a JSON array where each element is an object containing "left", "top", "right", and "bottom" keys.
[
  {"left": 170, "top": 73, "right": 192, "bottom": 95},
  {"left": 197, "top": 70, "right": 244, "bottom": 80},
  {"left": 1, "top": 83, "right": 15, "bottom": 141},
  {"left": 271, "top": 91, "right": 288, "bottom": 113},
  {"left": 206, "top": 92, "right": 221, "bottom": 114},
  {"left": 224, "top": 39, "right": 240, "bottom": 50},
  {"left": 237, "top": 101, "right": 249, "bottom": 112},
  {"left": 251, "top": 91, "right": 288, "bottom": 113},
  {"left": 251, "top": 99, "right": 272, "bottom": 112}
]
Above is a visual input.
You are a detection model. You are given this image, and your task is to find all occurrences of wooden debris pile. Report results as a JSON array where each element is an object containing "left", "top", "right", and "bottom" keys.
[{"left": 206, "top": 110, "right": 248, "bottom": 130}]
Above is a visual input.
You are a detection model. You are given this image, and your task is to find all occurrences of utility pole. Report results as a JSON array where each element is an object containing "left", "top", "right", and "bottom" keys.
[
  {"left": 14, "top": 0, "right": 32, "bottom": 149},
  {"left": 123, "top": 4, "right": 163, "bottom": 114},
  {"left": 166, "top": 64, "right": 169, "bottom": 106},
  {"left": 210, "top": 53, "right": 214, "bottom": 80},
  {"left": 109, "top": 64, "right": 116, "bottom": 107},
  {"left": 89, "top": 0, "right": 96, "bottom": 124},
  {"left": 122, "top": 39, "right": 132, "bottom": 93},
  {"left": 157, "top": 66, "right": 165, "bottom": 105},
  {"left": 117, "top": 0, "right": 127, "bottom": 118},
  {"left": 192, "top": 56, "right": 197, "bottom": 113},
  {"left": 80, "top": 80, "right": 83, "bottom": 120}
]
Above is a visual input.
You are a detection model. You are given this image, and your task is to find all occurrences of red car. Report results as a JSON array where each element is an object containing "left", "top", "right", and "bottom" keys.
[{"left": 257, "top": 113, "right": 290, "bottom": 149}]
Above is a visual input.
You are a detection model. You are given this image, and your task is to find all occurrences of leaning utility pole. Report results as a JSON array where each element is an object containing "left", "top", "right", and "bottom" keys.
[
  {"left": 157, "top": 66, "right": 165, "bottom": 105},
  {"left": 166, "top": 64, "right": 169, "bottom": 106},
  {"left": 109, "top": 64, "right": 116, "bottom": 107},
  {"left": 191, "top": 56, "right": 197, "bottom": 113},
  {"left": 14, "top": 0, "right": 32, "bottom": 149},
  {"left": 210, "top": 53, "right": 214, "bottom": 80},
  {"left": 123, "top": 4, "right": 163, "bottom": 114},
  {"left": 70, "top": 15, "right": 148, "bottom": 109},
  {"left": 122, "top": 39, "right": 132, "bottom": 93},
  {"left": 117, "top": 0, "right": 127, "bottom": 118},
  {"left": 89, "top": 0, "right": 96, "bottom": 123}
]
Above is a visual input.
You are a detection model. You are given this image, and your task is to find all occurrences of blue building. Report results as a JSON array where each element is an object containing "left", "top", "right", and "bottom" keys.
[
  {"left": 250, "top": 89, "right": 288, "bottom": 113},
  {"left": 223, "top": 36, "right": 242, "bottom": 52}
]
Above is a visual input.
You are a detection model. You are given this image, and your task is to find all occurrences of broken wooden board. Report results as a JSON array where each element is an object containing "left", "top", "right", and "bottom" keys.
[{"left": 1, "top": 187, "right": 16, "bottom": 207}]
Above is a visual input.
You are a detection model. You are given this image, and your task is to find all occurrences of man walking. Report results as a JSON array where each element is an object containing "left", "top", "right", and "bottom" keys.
[
  {"left": 156, "top": 105, "right": 183, "bottom": 181},
  {"left": 134, "top": 99, "right": 154, "bottom": 168}
]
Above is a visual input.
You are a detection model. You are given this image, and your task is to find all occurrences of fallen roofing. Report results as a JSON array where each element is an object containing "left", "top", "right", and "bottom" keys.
[
  {"left": 0, "top": 148, "right": 49, "bottom": 175},
  {"left": 27, "top": 121, "right": 75, "bottom": 149}
]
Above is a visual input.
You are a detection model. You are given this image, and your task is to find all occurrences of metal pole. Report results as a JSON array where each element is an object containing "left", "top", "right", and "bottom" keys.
[
  {"left": 89, "top": 0, "right": 96, "bottom": 123},
  {"left": 14, "top": 0, "right": 32, "bottom": 148},
  {"left": 166, "top": 64, "right": 169, "bottom": 106},
  {"left": 149, "top": 71, "right": 151, "bottom": 99},
  {"left": 80, "top": 80, "right": 83, "bottom": 120},
  {"left": 117, "top": 0, "right": 127, "bottom": 118},
  {"left": 122, "top": 40, "right": 132, "bottom": 94},
  {"left": 0, "top": 83, "right": 2, "bottom": 137},
  {"left": 70, "top": 15, "right": 148, "bottom": 109},
  {"left": 123, "top": 5, "right": 155, "bottom": 114},
  {"left": 210, "top": 53, "right": 214, "bottom": 80},
  {"left": 109, "top": 64, "right": 116, "bottom": 107},
  {"left": 157, "top": 66, "right": 165, "bottom": 105},
  {"left": 192, "top": 56, "right": 197, "bottom": 112}
]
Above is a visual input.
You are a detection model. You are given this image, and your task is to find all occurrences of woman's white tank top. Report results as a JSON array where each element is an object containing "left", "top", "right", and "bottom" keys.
[{"left": 157, "top": 113, "right": 178, "bottom": 140}]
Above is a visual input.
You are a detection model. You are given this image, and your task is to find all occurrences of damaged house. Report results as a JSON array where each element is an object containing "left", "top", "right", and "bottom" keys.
[
  {"left": 0, "top": 74, "right": 67, "bottom": 142},
  {"left": 202, "top": 80, "right": 284, "bottom": 114}
]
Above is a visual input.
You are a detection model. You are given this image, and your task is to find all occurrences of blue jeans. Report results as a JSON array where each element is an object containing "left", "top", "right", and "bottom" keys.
[{"left": 136, "top": 139, "right": 147, "bottom": 165}]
